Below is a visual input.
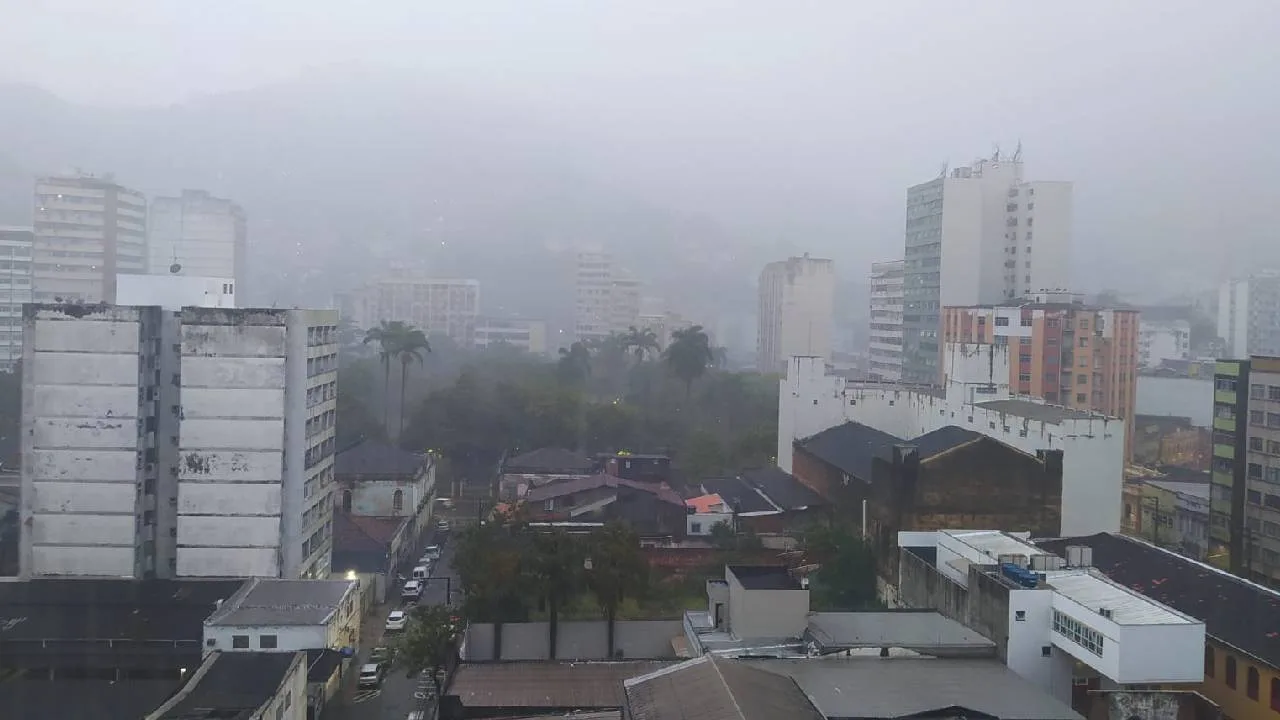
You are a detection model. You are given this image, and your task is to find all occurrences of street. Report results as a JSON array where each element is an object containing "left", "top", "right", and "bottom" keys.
[{"left": 328, "top": 530, "right": 460, "bottom": 720}]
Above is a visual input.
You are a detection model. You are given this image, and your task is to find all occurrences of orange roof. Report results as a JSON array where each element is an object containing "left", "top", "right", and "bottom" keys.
[{"left": 685, "top": 493, "right": 726, "bottom": 514}]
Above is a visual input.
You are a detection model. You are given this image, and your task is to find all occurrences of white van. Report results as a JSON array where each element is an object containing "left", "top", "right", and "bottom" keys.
[{"left": 412, "top": 565, "right": 429, "bottom": 581}]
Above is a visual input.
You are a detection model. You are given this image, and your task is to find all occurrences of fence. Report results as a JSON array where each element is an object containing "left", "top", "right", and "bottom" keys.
[{"left": 462, "top": 619, "right": 684, "bottom": 662}]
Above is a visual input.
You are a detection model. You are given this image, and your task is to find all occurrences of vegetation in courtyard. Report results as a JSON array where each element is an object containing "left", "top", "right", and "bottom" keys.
[{"left": 391, "top": 603, "right": 462, "bottom": 696}]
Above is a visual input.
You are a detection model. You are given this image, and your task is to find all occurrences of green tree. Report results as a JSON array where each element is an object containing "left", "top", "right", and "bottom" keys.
[
  {"left": 336, "top": 361, "right": 386, "bottom": 448},
  {"left": 556, "top": 342, "right": 592, "bottom": 386},
  {"left": 392, "top": 603, "right": 462, "bottom": 695},
  {"left": 799, "top": 523, "right": 879, "bottom": 610},
  {"left": 585, "top": 522, "right": 650, "bottom": 658},
  {"left": 680, "top": 428, "right": 726, "bottom": 481},
  {"left": 452, "top": 508, "right": 531, "bottom": 658},
  {"left": 363, "top": 320, "right": 411, "bottom": 427},
  {"left": 526, "top": 529, "right": 584, "bottom": 659},
  {"left": 664, "top": 325, "right": 714, "bottom": 397},
  {"left": 395, "top": 328, "right": 431, "bottom": 437}
]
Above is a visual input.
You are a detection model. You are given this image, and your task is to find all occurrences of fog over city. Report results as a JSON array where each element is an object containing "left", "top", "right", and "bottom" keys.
[{"left": 3, "top": 0, "right": 1278, "bottom": 321}]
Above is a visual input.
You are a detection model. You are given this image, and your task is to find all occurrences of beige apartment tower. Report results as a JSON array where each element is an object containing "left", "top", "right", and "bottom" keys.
[{"left": 757, "top": 255, "right": 835, "bottom": 373}]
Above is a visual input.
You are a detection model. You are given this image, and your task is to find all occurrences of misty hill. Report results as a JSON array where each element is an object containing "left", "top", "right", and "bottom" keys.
[{"left": 0, "top": 73, "right": 763, "bottom": 331}]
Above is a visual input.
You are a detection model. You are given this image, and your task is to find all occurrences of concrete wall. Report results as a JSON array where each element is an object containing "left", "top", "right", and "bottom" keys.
[
  {"left": 726, "top": 570, "right": 809, "bottom": 639},
  {"left": 461, "top": 620, "right": 684, "bottom": 662},
  {"left": 205, "top": 624, "right": 328, "bottom": 654}
]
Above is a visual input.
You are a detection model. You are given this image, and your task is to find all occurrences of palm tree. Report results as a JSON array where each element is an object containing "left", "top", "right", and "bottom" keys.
[
  {"left": 363, "top": 320, "right": 410, "bottom": 428},
  {"left": 585, "top": 521, "right": 649, "bottom": 658},
  {"left": 395, "top": 328, "right": 431, "bottom": 438},
  {"left": 664, "top": 325, "right": 715, "bottom": 397},
  {"left": 556, "top": 342, "right": 592, "bottom": 386},
  {"left": 620, "top": 326, "right": 660, "bottom": 364}
]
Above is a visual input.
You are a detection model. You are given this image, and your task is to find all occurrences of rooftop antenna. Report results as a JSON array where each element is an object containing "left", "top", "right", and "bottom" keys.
[
  {"left": 992, "top": 143, "right": 1001, "bottom": 162},
  {"left": 1012, "top": 140, "right": 1023, "bottom": 163},
  {"left": 938, "top": 162, "right": 948, "bottom": 179}
]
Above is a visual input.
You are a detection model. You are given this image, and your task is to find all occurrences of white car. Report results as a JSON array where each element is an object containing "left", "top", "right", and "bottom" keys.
[
  {"left": 385, "top": 610, "right": 408, "bottom": 632},
  {"left": 358, "top": 663, "right": 383, "bottom": 688},
  {"left": 423, "top": 545, "right": 441, "bottom": 561},
  {"left": 435, "top": 520, "right": 450, "bottom": 533},
  {"left": 401, "top": 579, "right": 423, "bottom": 598}
]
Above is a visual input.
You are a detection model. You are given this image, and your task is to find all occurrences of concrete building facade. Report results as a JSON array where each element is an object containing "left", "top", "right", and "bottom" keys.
[
  {"left": 1138, "top": 320, "right": 1191, "bottom": 369},
  {"left": 778, "top": 354, "right": 1124, "bottom": 537},
  {"left": 202, "top": 578, "right": 360, "bottom": 654},
  {"left": 574, "top": 251, "right": 642, "bottom": 344},
  {"left": 1219, "top": 275, "right": 1280, "bottom": 358},
  {"left": 868, "top": 259, "right": 905, "bottom": 381},
  {"left": 941, "top": 294, "right": 1139, "bottom": 459},
  {"left": 901, "top": 155, "right": 1073, "bottom": 383},
  {"left": 757, "top": 255, "right": 835, "bottom": 373},
  {"left": 116, "top": 274, "right": 236, "bottom": 309},
  {"left": 32, "top": 174, "right": 147, "bottom": 304},
  {"left": 473, "top": 317, "right": 548, "bottom": 355},
  {"left": 147, "top": 190, "right": 247, "bottom": 292},
  {"left": 343, "top": 272, "right": 479, "bottom": 347},
  {"left": 0, "top": 227, "right": 33, "bottom": 369}
]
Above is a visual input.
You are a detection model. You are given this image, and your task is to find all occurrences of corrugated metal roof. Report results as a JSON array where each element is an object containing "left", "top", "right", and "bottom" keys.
[
  {"left": 1046, "top": 569, "right": 1198, "bottom": 626},
  {"left": 448, "top": 661, "right": 671, "bottom": 710},
  {"left": 624, "top": 655, "right": 824, "bottom": 720},
  {"left": 206, "top": 578, "right": 353, "bottom": 627}
]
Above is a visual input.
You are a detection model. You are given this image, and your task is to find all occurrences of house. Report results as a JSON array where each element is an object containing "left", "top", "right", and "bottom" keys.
[
  {"left": 1037, "top": 533, "right": 1280, "bottom": 720},
  {"left": 687, "top": 467, "right": 827, "bottom": 536},
  {"left": 203, "top": 577, "right": 360, "bottom": 655},
  {"left": 335, "top": 440, "right": 436, "bottom": 539},
  {"left": 684, "top": 493, "right": 734, "bottom": 536},
  {"left": 144, "top": 651, "right": 307, "bottom": 720},
  {"left": 1133, "top": 414, "right": 1210, "bottom": 470},
  {"left": 331, "top": 512, "right": 414, "bottom": 605},
  {"left": 598, "top": 452, "right": 673, "bottom": 483},
  {"left": 499, "top": 447, "right": 595, "bottom": 501},
  {"left": 522, "top": 473, "right": 686, "bottom": 538}
]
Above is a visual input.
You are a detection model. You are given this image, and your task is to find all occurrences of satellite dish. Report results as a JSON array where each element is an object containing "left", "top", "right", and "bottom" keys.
[{"left": 170, "top": 263, "right": 182, "bottom": 274}]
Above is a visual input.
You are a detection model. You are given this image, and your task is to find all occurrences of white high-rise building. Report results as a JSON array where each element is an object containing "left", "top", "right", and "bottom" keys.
[
  {"left": 757, "top": 254, "right": 835, "bottom": 373},
  {"left": 18, "top": 304, "right": 337, "bottom": 580},
  {"left": 1137, "top": 319, "right": 1191, "bottom": 368},
  {"left": 868, "top": 259, "right": 905, "bottom": 381},
  {"left": 902, "top": 152, "right": 1072, "bottom": 383},
  {"left": 1218, "top": 274, "right": 1280, "bottom": 358},
  {"left": 474, "top": 317, "right": 548, "bottom": 355},
  {"left": 574, "top": 251, "right": 642, "bottom": 343},
  {"left": 32, "top": 174, "right": 147, "bottom": 304},
  {"left": 343, "top": 272, "right": 479, "bottom": 347},
  {"left": 0, "top": 227, "right": 33, "bottom": 369},
  {"left": 148, "top": 190, "right": 247, "bottom": 291}
]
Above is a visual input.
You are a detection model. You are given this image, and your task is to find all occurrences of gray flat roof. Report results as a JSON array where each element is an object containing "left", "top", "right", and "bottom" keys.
[
  {"left": 806, "top": 611, "right": 995, "bottom": 654},
  {"left": 206, "top": 578, "right": 353, "bottom": 627},
  {"left": 744, "top": 657, "right": 1083, "bottom": 720},
  {"left": 975, "top": 398, "right": 1107, "bottom": 423}
]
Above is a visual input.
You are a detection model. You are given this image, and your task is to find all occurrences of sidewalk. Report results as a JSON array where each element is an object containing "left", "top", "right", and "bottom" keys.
[{"left": 334, "top": 596, "right": 398, "bottom": 705}]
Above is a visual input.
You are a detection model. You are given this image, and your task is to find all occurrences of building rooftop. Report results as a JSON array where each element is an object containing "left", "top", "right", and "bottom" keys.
[
  {"left": 1045, "top": 569, "right": 1198, "bottom": 626},
  {"left": 624, "top": 655, "right": 824, "bottom": 720},
  {"left": 738, "top": 466, "right": 826, "bottom": 511},
  {"left": 694, "top": 477, "right": 779, "bottom": 514},
  {"left": 306, "top": 648, "right": 345, "bottom": 683},
  {"left": 205, "top": 577, "right": 353, "bottom": 627},
  {"left": 0, "top": 680, "right": 179, "bottom": 720},
  {"left": 334, "top": 440, "right": 426, "bottom": 476},
  {"left": 1143, "top": 480, "right": 1210, "bottom": 500},
  {"left": 445, "top": 661, "right": 672, "bottom": 712},
  {"left": 506, "top": 447, "right": 596, "bottom": 473},
  {"left": 524, "top": 473, "right": 684, "bottom": 507},
  {"left": 806, "top": 611, "right": 996, "bottom": 655},
  {"left": 728, "top": 565, "right": 803, "bottom": 591},
  {"left": 909, "top": 425, "right": 984, "bottom": 458},
  {"left": 1038, "top": 533, "right": 1280, "bottom": 666},
  {"left": 943, "top": 529, "right": 1046, "bottom": 562},
  {"left": 975, "top": 398, "right": 1106, "bottom": 423},
  {"left": 743, "top": 656, "right": 1083, "bottom": 720},
  {"left": 153, "top": 651, "right": 300, "bottom": 720},
  {"left": 799, "top": 421, "right": 901, "bottom": 481},
  {"left": 685, "top": 493, "right": 726, "bottom": 514}
]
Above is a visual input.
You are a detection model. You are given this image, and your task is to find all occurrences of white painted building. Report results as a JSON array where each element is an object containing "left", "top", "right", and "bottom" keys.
[
  {"left": 343, "top": 271, "right": 479, "bottom": 347},
  {"left": 868, "top": 259, "right": 904, "bottom": 381},
  {"left": 899, "top": 529, "right": 1205, "bottom": 705},
  {"left": 116, "top": 273, "right": 236, "bottom": 309},
  {"left": 203, "top": 577, "right": 361, "bottom": 654},
  {"left": 779, "top": 353, "right": 1124, "bottom": 536},
  {"left": 1137, "top": 320, "right": 1190, "bottom": 368},
  {"left": 178, "top": 308, "right": 338, "bottom": 579},
  {"left": 901, "top": 153, "right": 1072, "bottom": 383},
  {"left": 1218, "top": 273, "right": 1280, "bottom": 358},
  {"left": 19, "top": 305, "right": 170, "bottom": 578},
  {"left": 147, "top": 190, "right": 247, "bottom": 291},
  {"left": 757, "top": 255, "right": 836, "bottom": 373},
  {"left": 32, "top": 174, "right": 147, "bottom": 304},
  {"left": 473, "top": 316, "right": 548, "bottom": 355},
  {"left": 0, "top": 227, "right": 33, "bottom": 369},
  {"left": 574, "top": 251, "right": 642, "bottom": 343}
]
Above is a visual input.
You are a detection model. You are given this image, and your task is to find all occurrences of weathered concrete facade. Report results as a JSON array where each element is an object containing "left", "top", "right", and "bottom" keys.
[{"left": 19, "top": 304, "right": 164, "bottom": 578}]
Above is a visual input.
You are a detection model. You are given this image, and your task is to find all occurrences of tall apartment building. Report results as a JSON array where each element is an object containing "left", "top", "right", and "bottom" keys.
[
  {"left": 343, "top": 272, "right": 479, "bottom": 347},
  {"left": 902, "top": 153, "right": 1072, "bottom": 383},
  {"left": 473, "top": 317, "right": 548, "bottom": 355},
  {"left": 1137, "top": 319, "right": 1191, "bottom": 368},
  {"left": 32, "top": 174, "right": 147, "bottom": 304},
  {"left": 0, "top": 227, "right": 33, "bottom": 369},
  {"left": 757, "top": 255, "right": 835, "bottom": 373},
  {"left": 574, "top": 251, "right": 641, "bottom": 344},
  {"left": 868, "top": 259, "right": 905, "bottom": 381},
  {"left": 1210, "top": 356, "right": 1280, "bottom": 585},
  {"left": 942, "top": 292, "right": 1139, "bottom": 459},
  {"left": 1218, "top": 274, "right": 1280, "bottom": 358},
  {"left": 17, "top": 304, "right": 337, "bottom": 580},
  {"left": 148, "top": 190, "right": 247, "bottom": 290}
]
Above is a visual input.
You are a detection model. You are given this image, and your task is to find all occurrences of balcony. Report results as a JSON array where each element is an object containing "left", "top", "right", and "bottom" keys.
[
  {"left": 1214, "top": 417, "right": 1237, "bottom": 433},
  {"left": 1215, "top": 390, "right": 1239, "bottom": 404},
  {"left": 1214, "top": 444, "right": 1236, "bottom": 460}
]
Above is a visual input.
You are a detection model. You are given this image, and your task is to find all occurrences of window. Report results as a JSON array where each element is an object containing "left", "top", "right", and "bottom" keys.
[
  {"left": 1041, "top": 645, "right": 1052, "bottom": 657},
  {"left": 1077, "top": 374, "right": 1087, "bottom": 385},
  {"left": 232, "top": 635, "right": 250, "bottom": 649},
  {"left": 1250, "top": 463, "right": 1264, "bottom": 479},
  {"left": 1205, "top": 646, "right": 1215, "bottom": 677},
  {"left": 1271, "top": 386, "right": 1280, "bottom": 401},
  {"left": 1227, "top": 655, "right": 1237, "bottom": 689},
  {"left": 1052, "top": 610, "right": 1103, "bottom": 656},
  {"left": 1076, "top": 393, "right": 1087, "bottom": 403},
  {"left": 995, "top": 316, "right": 1010, "bottom": 327},
  {"left": 1269, "top": 413, "right": 1280, "bottom": 429},
  {"left": 342, "top": 490, "right": 352, "bottom": 513},
  {"left": 1251, "top": 437, "right": 1265, "bottom": 451},
  {"left": 1248, "top": 666, "right": 1259, "bottom": 699},
  {"left": 1015, "top": 610, "right": 1026, "bottom": 621},
  {"left": 977, "top": 316, "right": 986, "bottom": 326},
  {"left": 260, "top": 634, "right": 278, "bottom": 649},
  {"left": 1253, "top": 384, "right": 1267, "bottom": 399},
  {"left": 393, "top": 489, "right": 404, "bottom": 511},
  {"left": 1271, "top": 677, "right": 1280, "bottom": 711},
  {"left": 690, "top": 522, "right": 702, "bottom": 534},
  {"left": 1251, "top": 410, "right": 1265, "bottom": 426},
  {"left": 1078, "top": 337, "right": 1088, "bottom": 348}
]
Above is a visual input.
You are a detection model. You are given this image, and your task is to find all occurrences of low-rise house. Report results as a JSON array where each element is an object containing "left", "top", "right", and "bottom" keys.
[
  {"left": 523, "top": 473, "right": 686, "bottom": 538},
  {"left": 684, "top": 493, "right": 733, "bottom": 536},
  {"left": 598, "top": 452, "right": 672, "bottom": 483},
  {"left": 144, "top": 651, "right": 307, "bottom": 720},
  {"left": 203, "top": 577, "right": 360, "bottom": 655},
  {"left": 335, "top": 440, "right": 436, "bottom": 537},
  {"left": 692, "top": 466, "right": 829, "bottom": 536},
  {"left": 499, "top": 447, "right": 595, "bottom": 501},
  {"left": 1123, "top": 473, "right": 1211, "bottom": 560},
  {"left": 1038, "top": 532, "right": 1280, "bottom": 720},
  {"left": 331, "top": 512, "right": 413, "bottom": 604},
  {"left": 1133, "top": 414, "right": 1210, "bottom": 470}
]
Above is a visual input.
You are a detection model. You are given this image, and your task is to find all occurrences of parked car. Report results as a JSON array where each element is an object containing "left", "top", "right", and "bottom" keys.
[
  {"left": 411, "top": 565, "right": 429, "bottom": 581},
  {"left": 369, "top": 646, "right": 393, "bottom": 665},
  {"left": 435, "top": 520, "right": 450, "bottom": 533},
  {"left": 401, "top": 579, "right": 423, "bottom": 600},
  {"left": 385, "top": 610, "right": 408, "bottom": 632},
  {"left": 358, "top": 663, "right": 384, "bottom": 689},
  {"left": 423, "top": 545, "right": 441, "bottom": 561},
  {"left": 435, "top": 496, "right": 454, "bottom": 510}
]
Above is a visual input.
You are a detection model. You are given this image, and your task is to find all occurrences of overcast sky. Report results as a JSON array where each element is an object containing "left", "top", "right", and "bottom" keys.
[{"left": 3, "top": 0, "right": 1279, "bottom": 299}]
